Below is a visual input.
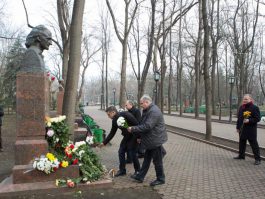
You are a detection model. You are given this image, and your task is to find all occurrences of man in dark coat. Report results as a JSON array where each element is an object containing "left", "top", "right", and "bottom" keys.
[
  {"left": 125, "top": 100, "right": 144, "bottom": 160},
  {"left": 101, "top": 106, "right": 140, "bottom": 177},
  {"left": 0, "top": 105, "right": 4, "bottom": 152},
  {"left": 128, "top": 95, "right": 168, "bottom": 186},
  {"left": 234, "top": 94, "right": 261, "bottom": 165}
]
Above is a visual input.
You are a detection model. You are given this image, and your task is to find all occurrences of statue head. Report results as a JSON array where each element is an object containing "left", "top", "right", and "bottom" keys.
[{"left": 25, "top": 25, "right": 52, "bottom": 51}]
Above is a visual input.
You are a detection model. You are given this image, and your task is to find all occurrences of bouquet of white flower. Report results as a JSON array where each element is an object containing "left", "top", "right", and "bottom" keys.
[
  {"left": 261, "top": 116, "right": 265, "bottom": 123},
  {"left": 86, "top": 136, "right": 94, "bottom": 145},
  {"left": 117, "top": 116, "right": 129, "bottom": 128},
  {"left": 33, "top": 153, "right": 60, "bottom": 174}
]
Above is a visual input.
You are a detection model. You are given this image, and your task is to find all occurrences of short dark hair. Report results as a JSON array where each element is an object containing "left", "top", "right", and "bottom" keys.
[{"left": 105, "top": 106, "right": 117, "bottom": 113}]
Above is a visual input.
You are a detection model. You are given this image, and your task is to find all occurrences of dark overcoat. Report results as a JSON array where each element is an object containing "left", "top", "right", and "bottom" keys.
[
  {"left": 131, "top": 103, "right": 168, "bottom": 150},
  {"left": 236, "top": 103, "right": 261, "bottom": 140}
]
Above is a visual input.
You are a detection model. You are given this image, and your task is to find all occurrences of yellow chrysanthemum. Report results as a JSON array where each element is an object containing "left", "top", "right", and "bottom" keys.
[
  {"left": 61, "top": 161, "right": 69, "bottom": 168},
  {"left": 46, "top": 153, "right": 56, "bottom": 161},
  {"left": 45, "top": 116, "right": 51, "bottom": 123},
  {"left": 243, "top": 111, "right": 251, "bottom": 118}
]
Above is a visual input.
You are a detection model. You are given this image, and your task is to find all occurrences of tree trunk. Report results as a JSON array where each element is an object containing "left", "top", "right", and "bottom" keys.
[
  {"left": 202, "top": 0, "right": 212, "bottom": 140},
  {"left": 62, "top": 0, "right": 85, "bottom": 134}
]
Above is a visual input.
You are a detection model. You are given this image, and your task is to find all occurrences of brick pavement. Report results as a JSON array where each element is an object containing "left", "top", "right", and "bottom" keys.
[
  {"left": 163, "top": 114, "right": 265, "bottom": 148},
  {"left": 86, "top": 106, "right": 265, "bottom": 199}
]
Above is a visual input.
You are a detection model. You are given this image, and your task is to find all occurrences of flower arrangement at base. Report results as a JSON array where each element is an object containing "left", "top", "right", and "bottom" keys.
[
  {"left": 33, "top": 153, "right": 60, "bottom": 174},
  {"left": 45, "top": 115, "right": 69, "bottom": 159},
  {"left": 117, "top": 116, "right": 129, "bottom": 128},
  {"left": 55, "top": 178, "right": 80, "bottom": 188},
  {"left": 73, "top": 141, "right": 105, "bottom": 182},
  {"left": 32, "top": 115, "right": 106, "bottom": 186}
]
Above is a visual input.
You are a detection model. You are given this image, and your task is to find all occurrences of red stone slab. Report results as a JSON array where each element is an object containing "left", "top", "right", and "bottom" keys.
[
  {"left": 13, "top": 164, "right": 80, "bottom": 184},
  {"left": 14, "top": 139, "right": 48, "bottom": 165}
]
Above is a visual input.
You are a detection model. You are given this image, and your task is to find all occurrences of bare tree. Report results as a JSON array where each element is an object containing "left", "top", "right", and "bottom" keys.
[
  {"left": 62, "top": 0, "right": 85, "bottom": 133},
  {"left": 202, "top": 0, "right": 212, "bottom": 140},
  {"left": 106, "top": 0, "right": 138, "bottom": 107},
  {"left": 77, "top": 36, "right": 101, "bottom": 106}
]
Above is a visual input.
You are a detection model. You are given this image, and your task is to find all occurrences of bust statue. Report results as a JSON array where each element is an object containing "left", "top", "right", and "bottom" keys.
[{"left": 20, "top": 25, "right": 52, "bottom": 73}]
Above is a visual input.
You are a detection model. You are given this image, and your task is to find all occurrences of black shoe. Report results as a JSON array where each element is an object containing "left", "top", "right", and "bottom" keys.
[
  {"left": 115, "top": 170, "right": 126, "bottom": 177},
  {"left": 254, "top": 160, "right": 261, "bottom": 165},
  {"left": 130, "top": 171, "right": 139, "bottom": 179},
  {"left": 233, "top": 156, "right": 245, "bottom": 160},
  {"left": 150, "top": 179, "right": 165, "bottom": 187},
  {"left": 131, "top": 174, "right": 143, "bottom": 183}
]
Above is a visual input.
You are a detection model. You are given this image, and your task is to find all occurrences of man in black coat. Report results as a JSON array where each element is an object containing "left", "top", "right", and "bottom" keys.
[
  {"left": 125, "top": 100, "right": 144, "bottom": 160},
  {"left": 128, "top": 95, "right": 168, "bottom": 186},
  {"left": 0, "top": 105, "right": 4, "bottom": 152},
  {"left": 234, "top": 94, "right": 261, "bottom": 165},
  {"left": 101, "top": 106, "right": 140, "bottom": 177}
]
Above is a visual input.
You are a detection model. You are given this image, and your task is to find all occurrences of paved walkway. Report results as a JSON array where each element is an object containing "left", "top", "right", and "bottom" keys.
[
  {"left": 164, "top": 114, "right": 265, "bottom": 147},
  {"left": 86, "top": 106, "right": 265, "bottom": 199}
]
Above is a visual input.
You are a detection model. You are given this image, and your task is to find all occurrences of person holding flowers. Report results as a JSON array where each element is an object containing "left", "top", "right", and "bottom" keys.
[
  {"left": 100, "top": 106, "right": 140, "bottom": 177},
  {"left": 234, "top": 94, "right": 261, "bottom": 165}
]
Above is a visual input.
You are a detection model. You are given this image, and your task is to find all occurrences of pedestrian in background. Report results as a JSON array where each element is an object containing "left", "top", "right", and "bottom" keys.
[
  {"left": 0, "top": 105, "right": 4, "bottom": 152},
  {"left": 128, "top": 95, "right": 168, "bottom": 186},
  {"left": 234, "top": 94, "right": 261, "bottom": 165}
]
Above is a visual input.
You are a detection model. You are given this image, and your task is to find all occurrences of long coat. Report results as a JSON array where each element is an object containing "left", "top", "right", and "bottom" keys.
[
  {"left": 131, "top": 103, "right": 168, "bottom": 150},
  {"left": 236, "top": 103, "right": 261, "bottom": 140}
]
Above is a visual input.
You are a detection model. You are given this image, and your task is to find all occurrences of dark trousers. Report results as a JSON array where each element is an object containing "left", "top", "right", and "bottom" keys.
[
  {"left": 239, "top": 138, "right": 261, "bottom": 160},
  {"left": 0, "top": 127, "right": 2, "bottom": 149},
  {"left": 118, "top": 145, "right": 140, "bottom": 173},
  {"left": 137, "top": 145, "right": 165, "bottom": 182}
]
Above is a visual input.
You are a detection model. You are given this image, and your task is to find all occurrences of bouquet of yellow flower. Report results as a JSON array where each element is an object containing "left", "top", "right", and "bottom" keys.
[{"left": 239, "top": 111, "right": 252, "bottom": 136}]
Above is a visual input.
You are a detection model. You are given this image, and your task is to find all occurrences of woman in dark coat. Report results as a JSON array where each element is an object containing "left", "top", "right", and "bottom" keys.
[{"left": 234, "top": 94, "right": 261, "bottom": 165}]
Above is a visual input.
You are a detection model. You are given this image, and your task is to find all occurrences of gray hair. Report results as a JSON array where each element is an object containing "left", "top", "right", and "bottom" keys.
[
  {"left": 126, "top": 100, "right": 134, "bottom": 106},
  {"left": 140, "top": 94, "right": 152, "bottom": 103},
  {"left": 243, "top": 94, "right": 252, "bottom": 99}
]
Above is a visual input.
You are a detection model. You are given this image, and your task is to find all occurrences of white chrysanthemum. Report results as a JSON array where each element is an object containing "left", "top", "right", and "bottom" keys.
[
  {"left": 117, "top": 116, "right": 125, "bottom": 127},
  {"left": 86, "top": 136, "right": 94, "bottom": 145},
  {"left": 261, "top": 116, "right": 265, "bottom": 122},
  {"left": 47, "top": 122, "right": 51, "bottom": 127},
  {"left": 47, "top": 129, "right": 54, "bottom": 137},
  {"left": 75, "top": 141, "right": 86, "bottom": 149}
]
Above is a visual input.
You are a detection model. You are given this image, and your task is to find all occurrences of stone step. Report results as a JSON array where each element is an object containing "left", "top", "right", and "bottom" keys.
[{"left": 12, "top": 164, "right": 79, "bottom": 184}]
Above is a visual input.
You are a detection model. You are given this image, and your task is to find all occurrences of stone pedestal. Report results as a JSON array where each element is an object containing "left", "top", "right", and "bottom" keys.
[
  {"left": 13, "top": 165, "right": 79, "bottom": 184},
  {"left": 57, "top": 91, "right": 64, "bottom": 115},
  {"left": 13, "top": 72, "right": 50, "bottom": 183}
]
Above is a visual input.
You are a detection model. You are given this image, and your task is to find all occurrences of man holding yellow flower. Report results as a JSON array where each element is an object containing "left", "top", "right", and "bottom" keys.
[{"left": 234, "top": 94, "right": 261, "bottom": 165}]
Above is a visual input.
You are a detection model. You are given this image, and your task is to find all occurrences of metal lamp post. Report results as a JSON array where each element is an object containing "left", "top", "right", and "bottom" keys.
[
  {"left": 154, "top": 71, "right": 160, "bottom": 104},
  {"left": 228, "top": 75, "right": 235, "bottom": 123},
  {"left": 113, "top": 88, "right": 116, "bottom": 107}
]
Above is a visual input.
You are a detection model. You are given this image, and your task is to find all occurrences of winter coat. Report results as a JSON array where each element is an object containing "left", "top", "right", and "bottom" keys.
[
  {"left": 236, "top": 102, "right": 261, "bottom": 140},
  {"left": 128, "top": 106, "right": 141, "bottom": 122},
  {"left": 103, "top": 111, "right": 139, "bottom": 149},
  {"left": 131, "top": 103, "right": 167, "bottom": 150}
]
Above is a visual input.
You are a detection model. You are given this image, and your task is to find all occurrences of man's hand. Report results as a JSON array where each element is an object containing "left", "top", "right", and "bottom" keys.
[
  {"left": 127, "top": 127, "right": 132, "bottom": 133},
  {"left": 98, "top": 143, "right": 105, "bottom": 148}
]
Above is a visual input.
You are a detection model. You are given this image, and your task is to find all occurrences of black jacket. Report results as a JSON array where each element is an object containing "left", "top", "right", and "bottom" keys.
[
  {"left": 236, "top": 102, "right": 261, "bottom": 140},
  {"left": 131, "top": 103, "right": 167, "bottom": 150},
  {"left": 128, "top": 106, "right": 141, "bottom": 122},
  {"left": 103, "top": 111, "right": 139, "bottom": 148}
]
